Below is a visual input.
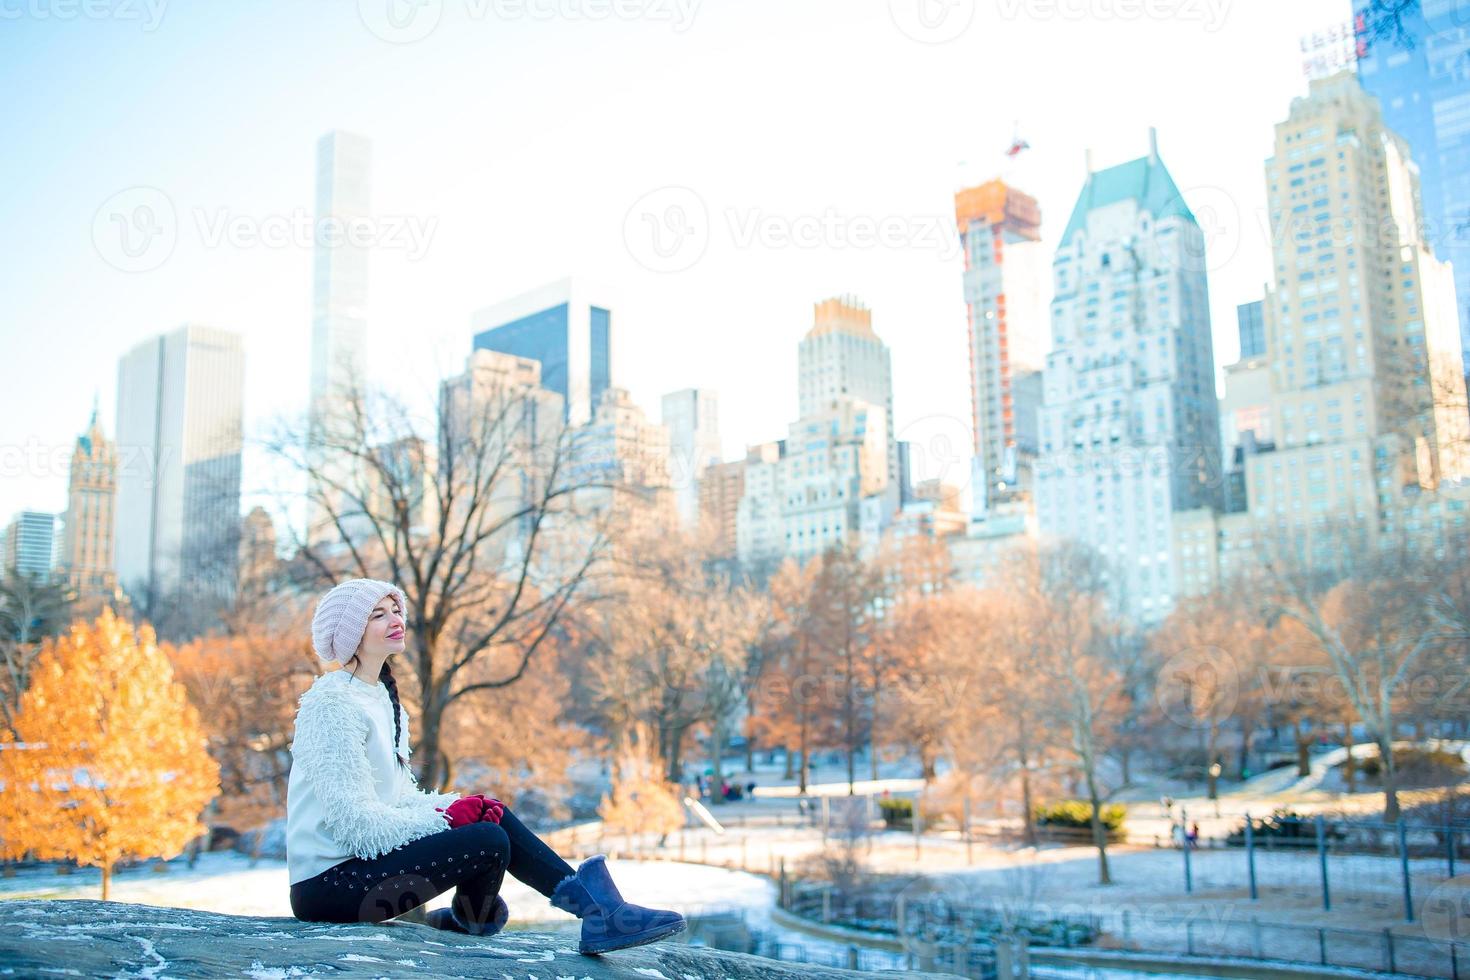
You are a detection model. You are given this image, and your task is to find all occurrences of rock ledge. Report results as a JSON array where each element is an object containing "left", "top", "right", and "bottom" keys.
[{"left": 0, "top": 899, "right": 940, "bottom": 978}]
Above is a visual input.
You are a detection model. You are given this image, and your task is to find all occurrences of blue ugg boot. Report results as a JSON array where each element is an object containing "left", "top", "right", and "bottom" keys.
[
  {"left": 424, "top": 894, "right": 508, "bottom": 936},
  {"left": 549, "top": 854, "right": 686, "bottom": 954}
]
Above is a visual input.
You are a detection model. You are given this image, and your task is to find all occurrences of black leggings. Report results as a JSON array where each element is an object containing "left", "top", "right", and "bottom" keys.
[{"left": 289, "top": 807, "right": 575, "bottom": 927}]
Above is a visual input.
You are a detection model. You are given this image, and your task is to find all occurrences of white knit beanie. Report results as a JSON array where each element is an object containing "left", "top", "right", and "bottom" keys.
[{"left": 310, "top": 578, "right": 409, "bottom": 666}]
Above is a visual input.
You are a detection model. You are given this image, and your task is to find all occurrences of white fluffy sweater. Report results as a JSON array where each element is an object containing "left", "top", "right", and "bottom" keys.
[{"left": 285, "top": 669, "right": 460, "bottom": 885}]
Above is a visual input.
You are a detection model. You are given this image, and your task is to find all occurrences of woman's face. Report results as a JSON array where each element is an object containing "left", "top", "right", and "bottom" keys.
[{"left": 358, "top": 594, "right": 406, "bottom": 659}]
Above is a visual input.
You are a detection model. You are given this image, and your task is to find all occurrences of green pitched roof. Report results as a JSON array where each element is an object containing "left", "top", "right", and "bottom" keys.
[{"left": 1060, "top": 154, "right": 1195, "bottom": 245}]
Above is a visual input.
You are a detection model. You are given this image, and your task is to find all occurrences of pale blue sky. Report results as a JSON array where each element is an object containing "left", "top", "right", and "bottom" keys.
[{"left": 2, "top": 0, "right": 1351, "bottom": 524}]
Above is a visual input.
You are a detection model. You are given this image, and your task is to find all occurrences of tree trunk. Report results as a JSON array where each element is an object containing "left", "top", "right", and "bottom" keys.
[
  {"left": 1343, "top": 721, "right": 1357, "bottom": 794},
  {"left": 667, "top": 723, "right": 687, "bottom": 786},
  {"left": 870, "top": 672, "right": 882, "bottom": 784},
  {"left": 1206, "top": 721, "right": 1219, "bottom": 800},
  {"left": 798, "top": 716, "right": 810, "bottom": 795},
  {"left": 844, "top": 641, "right": 856, "bottom": 797},
  {"left": 1294, "top": 718, "right": 1312, "bottom": 777},
  {"left": 1380, "top": 734, "right": 1400, "bottom": 822},
  {"left": 1236, "top": 723, "right": 1252, "bottom": 780},
  {"left": 1018, "top": 716, "right": 1037, "bottom": 847},
  {"left": 438, "top": 749, "right": 457, "bottom": 793},
  {"left": 1086, "top": 773, "right": 1111, "bottom": 886},
  {"left": 1020, "top": 763, "right": 1036, "bottom": 848},
  {"left": 710, "top": 721, "right": 726, "bottom": 805},
  {"left": 101, "top": 862, "right": 111, "bottom": 902},
  {"left": 420, "top": 693, "right": 446, "bottom": 789},
  {"left": 782, "top": 744, "right": 795, "bottom": 780}
]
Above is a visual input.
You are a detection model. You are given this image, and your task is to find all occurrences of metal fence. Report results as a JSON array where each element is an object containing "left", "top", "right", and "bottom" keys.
[
  {"left": 780, "top": 874, "right": 1470, "bottom": 979},
  {"left": 1177, "top": 813, "right": 1470, "bottom": 921}
]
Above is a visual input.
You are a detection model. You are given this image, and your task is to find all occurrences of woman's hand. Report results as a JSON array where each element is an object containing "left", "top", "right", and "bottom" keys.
[
  {"left": 479, "top": 797, "right": 504, "bottom": 824},
  {"left": 437, "top": 795, "right": 486, "bottom": 829}
]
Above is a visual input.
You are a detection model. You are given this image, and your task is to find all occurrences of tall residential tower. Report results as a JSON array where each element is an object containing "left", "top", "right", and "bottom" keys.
[{"left": 1035, "top": 131, "right": 1221, "bottom": 623}]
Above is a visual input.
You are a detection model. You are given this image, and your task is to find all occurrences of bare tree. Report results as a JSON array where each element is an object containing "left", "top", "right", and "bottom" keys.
[
  {"left": 1261, "top": 529, "right": 1455, "bottom": 820},
  {"left": 264, "top": 381, "right": 612, "bottom": 789},
  {"left": 0, "top": 572, "right": 74, "bottom": 735},
  {"left": 1011, "top": 542, "right": 1128, "bottom": 885},
  {"left": 809, "top": 544, "right": 883, "bottom": 795}
]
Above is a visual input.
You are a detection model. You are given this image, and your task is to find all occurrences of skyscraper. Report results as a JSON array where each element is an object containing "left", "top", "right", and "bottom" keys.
[
  {"left": 61, "top": 407, "right": 118, "bottom": 603},
  {"left": 1354, "top": 0, "right": 1470, "bottom": 375},
  {"left": 571, "top": 387, "right": 674, "bottom": 539},
  {"left": 309, "top": 130, "right": 371, "bottom": 421},
  {"left": 954, "top": 179, "right": 1047, "bottom": 518},
  {"left": 308, "top": 130, "right": 372, "bottom": 545},
  {"left": 698, "top": 456, "right": 746, "bottom": 556},
  {"left": 1035, "top": 130, "right": 1221, "bottom": 623},
  {"left": 439, "top": 348, "right": 567, "bottom": 565},
  {"left": 797, "top": 296, "right": 898, "bottom": 508},
  {"left": 661, "top": 388, "right": 723, "bottom": 529},
  {"left": 734, "top": 441, "right": 785, "bottom": 564},
  {"left": 115, "top": 325, "right": 245, "bottom": 605},
  {"left": 1237, "top": 300, "right": 1266, "bottom": 359},
  {"left": 238, "top": 506, "right": 278, "bottom": 594},
  {"left": 472, "top": 279, "right": 613, "bottom": 427},
  {"left": 1178, "top": 71, "right": 1470, "bottom": 597},
  {"left": 1250, "top": 71, "right": 1469, "bottom": 531},
  {"left": 1, "top": 511, "right": 57, "bottom": 581}
]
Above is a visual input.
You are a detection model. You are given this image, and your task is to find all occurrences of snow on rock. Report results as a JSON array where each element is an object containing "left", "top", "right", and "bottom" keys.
[{"left": 0, "top": 899, "right": 937, "bottom": 979}]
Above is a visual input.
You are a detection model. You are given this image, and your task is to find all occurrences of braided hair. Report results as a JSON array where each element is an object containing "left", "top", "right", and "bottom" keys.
[{"left": 379, "top": 659, "right": 410, "bottom": 770}]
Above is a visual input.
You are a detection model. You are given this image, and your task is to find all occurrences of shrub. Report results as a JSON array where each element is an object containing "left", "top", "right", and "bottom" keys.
[
  {"left": 1225, "top": 808, "right": 1345, "bottom": 846},
  {"left": 1033, "top": 800, "right": 1126, "bottom": 832},
  {"left": 879, "top": 797, "right": 913, "bottom": 828},
  {"left": 1360, "top": 748, "right": 1465, "bottom": 788}
]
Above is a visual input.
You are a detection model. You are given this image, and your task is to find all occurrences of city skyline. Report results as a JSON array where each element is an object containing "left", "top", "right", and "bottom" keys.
[{"left": 1, "top": 0, "right": 1352, "bottom": 523}]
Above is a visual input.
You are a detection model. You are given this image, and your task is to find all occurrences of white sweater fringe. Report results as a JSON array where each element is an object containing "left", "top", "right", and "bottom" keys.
[{"left": 285, "top": 671, "right": 460, "bottom": 884}]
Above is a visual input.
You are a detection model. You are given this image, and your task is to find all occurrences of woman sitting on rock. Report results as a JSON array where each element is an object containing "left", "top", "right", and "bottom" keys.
[{"left": 286, "top": 578, "right": 686, "bottom": 953}]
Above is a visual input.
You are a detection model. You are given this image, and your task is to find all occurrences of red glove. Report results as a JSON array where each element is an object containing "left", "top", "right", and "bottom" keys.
[
  {"left": 480, "top": 797, "right": 504, "bottom": 824},
  {"left": 437, "top": 795, "right": 485, "bottom": 829}
]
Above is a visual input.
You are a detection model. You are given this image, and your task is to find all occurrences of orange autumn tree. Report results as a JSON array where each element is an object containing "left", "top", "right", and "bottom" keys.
[{"left": 0, "top": 609, "right": 219, "bottom": 899}]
